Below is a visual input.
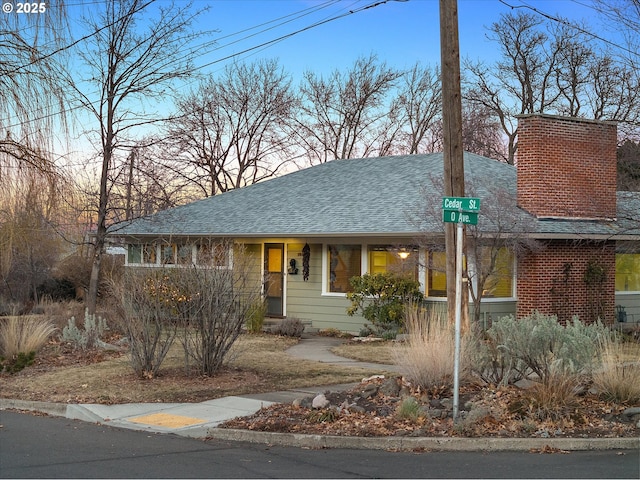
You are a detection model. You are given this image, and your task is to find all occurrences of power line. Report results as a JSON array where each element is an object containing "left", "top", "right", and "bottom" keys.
[
  {"left": 4, "top": 0, "right": 156, "bottom": 76},
  {"left": 2, "top": 0, "right": 395, "bottom": 130},
  {"left": 195, "top": 0, "right": 396, "bottom": 71},
  {"left": 499, "top": 0, "right": 639, "bottom": 58}
]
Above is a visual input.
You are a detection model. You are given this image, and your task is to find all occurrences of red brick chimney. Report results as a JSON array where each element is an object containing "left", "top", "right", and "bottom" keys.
[{"left": 516, "top": 115, "right": 617, "bottom": 219}]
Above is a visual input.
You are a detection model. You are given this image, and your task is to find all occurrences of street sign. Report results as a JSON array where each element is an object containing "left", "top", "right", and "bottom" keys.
[
  {"left": 441, "top": 196, "right": 481, "bottom": 422},
  {"left": 443, "top": 210, "right": 478, "bottom": 225},
  {"left": 442, "top": 196, "right": 481, "bottom": 212}
]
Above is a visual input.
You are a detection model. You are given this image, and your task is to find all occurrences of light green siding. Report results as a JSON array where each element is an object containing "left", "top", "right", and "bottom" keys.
[
  {"left": 285, "top": 243, "right": 365, "bottom": 333},
  {"left": 283, "top": 242, "right": 518, "bottom": 334}
]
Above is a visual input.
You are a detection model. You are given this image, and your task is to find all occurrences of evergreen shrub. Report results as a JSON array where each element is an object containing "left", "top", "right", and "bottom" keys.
[{"left": 347, "top": 273, "right": 422, "bottom": 339}]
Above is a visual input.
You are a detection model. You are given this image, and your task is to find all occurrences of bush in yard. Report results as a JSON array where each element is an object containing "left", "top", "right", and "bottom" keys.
[
  {"left": 118, "top": 269, "right": 183, "bottom": 378},
  {"left": 508, "top": 369, "right": 582, "bottom": 421},
  {"left": 394, "top": 302, "right": 474, "bottom": 395},
  {"left": 0, "top": 316, "right": 56, "bottom": 373},
  {"left": 477, "top": 312, "right": 608, "bottom": 385},
  {"left": 177, "top": 243, "right": 263, "bottom": 376},
  {"left": 245, "top": 300, "right": 266, "bottom": 334},
  {"left": 272, "top": 317, "right": 305, "bottom": 337},
  {"left": 395, "top": 396, "right": 422, "bottom": 422},
  {"left": 470, "top": 319, "right": 528, "bottom": 387},
  {"left": 62, "top": 309, "right": 108, "bottom": 351},
  {"left": 347, "top": 273, "right": 422, "bottom": 339}
]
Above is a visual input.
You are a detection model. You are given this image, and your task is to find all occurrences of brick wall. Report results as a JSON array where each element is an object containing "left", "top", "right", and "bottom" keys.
[
  {"left": 516, "top": 240, "right": 616, "bottom": 324},
  {"left": 516, "top": 115, "right": 617, "bottom": 219}
]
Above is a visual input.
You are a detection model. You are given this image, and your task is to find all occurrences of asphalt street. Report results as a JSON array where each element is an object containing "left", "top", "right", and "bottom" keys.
[{"left": 1, "top": 410, "right": 639, "bottom": 479}]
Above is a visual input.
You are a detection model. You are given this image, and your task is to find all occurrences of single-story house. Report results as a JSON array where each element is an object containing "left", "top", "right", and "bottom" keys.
[{"left": 112, "top": 114, "right": 640, "bottom": 333}]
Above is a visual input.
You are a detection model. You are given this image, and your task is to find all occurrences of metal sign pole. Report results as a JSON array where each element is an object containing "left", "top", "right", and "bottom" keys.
[{"left": 453, "top": 219, "right": 463, "bottom": 422}]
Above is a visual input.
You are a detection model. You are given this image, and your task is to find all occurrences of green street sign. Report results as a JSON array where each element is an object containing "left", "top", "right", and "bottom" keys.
[
  {"left": 442, "top": 196, "right": 481, "bottom": 212},
  {"left": 443, "top": 210, "right": 478, "bottom": 225}
]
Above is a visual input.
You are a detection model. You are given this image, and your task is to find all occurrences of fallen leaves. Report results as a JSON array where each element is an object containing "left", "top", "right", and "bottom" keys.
[{"left": 221, "top": 378, "right": 640, "bottom": 439}]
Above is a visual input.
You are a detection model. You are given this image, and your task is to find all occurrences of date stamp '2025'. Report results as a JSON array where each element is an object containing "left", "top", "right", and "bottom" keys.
[{"left": 3, "top": 2, "right": 47, "bottom": 14}]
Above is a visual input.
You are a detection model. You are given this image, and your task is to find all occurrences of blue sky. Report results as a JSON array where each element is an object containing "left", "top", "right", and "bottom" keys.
[
  {"left": 61, "top": 0, "right": 614, "bottom": 163},
  {"left": 183, "top": 0, "right": 607, "bottom": 81}
]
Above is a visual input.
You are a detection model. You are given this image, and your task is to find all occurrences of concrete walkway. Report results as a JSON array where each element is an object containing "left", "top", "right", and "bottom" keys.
[
  {"left": 1, "top": 335, "right": 638, "bottom": 452},
  {"left": 284, "top": 334, "right": 403, "bottom": 372}
]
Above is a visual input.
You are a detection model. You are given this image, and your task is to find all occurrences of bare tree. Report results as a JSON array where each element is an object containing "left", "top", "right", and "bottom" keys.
[
  {"left": 70, "top": 0, "right": 204, "bottom": 314},
  {"left": 0, "top": 1, "right": 68, "bottom": 178},
  {"left": 0, "top": 171, "right": 64, "bottom": 305},
  {"left": 464, "top": 10, "right": 640, "bottom": 164},
  {"left": 464, "top": 12, "right": 563, "bottom": 164},
  {"left": 163, "top": 59, "right": 298, "bottom": 197},
  {"left": 429, "top": 103, "right": 507, "bottom": 161},
  {"left": 412, "top": 174, "right": 539, "bottom": 326},
  {"left": 108, "top": 142, "right": 197, "bottom": 222},
  {"left": 461, "top": 103, "right": 508, "bottom": 161},
  {"left": 294, "top": 54, "right": 402, "bottom": 163},
  {"left": 393, "top": 63, "right": 442, "bottom": 154},
  {"left": 591, "top": 0, "right": 640, "bottom": 62},
  {"left": 618, "top": 140, "right": 640, "bottom": 191}
]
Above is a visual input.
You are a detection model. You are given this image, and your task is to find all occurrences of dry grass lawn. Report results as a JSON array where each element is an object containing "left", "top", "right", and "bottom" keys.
[
  {"left": 331, "top": 340, "right": 397, "bottom": 364},
  {"left": 1, "top": 334, "right": 394, "bottom": 404}
]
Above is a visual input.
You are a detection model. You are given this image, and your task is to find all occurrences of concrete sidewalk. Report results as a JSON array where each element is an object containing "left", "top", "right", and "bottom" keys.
[{"left": 1, "top": 335, "right": 638, "bottom": 452}]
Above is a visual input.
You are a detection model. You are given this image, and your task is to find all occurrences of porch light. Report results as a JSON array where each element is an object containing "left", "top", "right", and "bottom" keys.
[{"left": 397, "top": 249, "right": 410, "bottom": 260}]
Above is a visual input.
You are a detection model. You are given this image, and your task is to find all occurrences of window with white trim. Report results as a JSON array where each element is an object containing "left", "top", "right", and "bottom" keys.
[
  {"left": 426, "top": 247, "right": 515, "bottom": 298},
  {"left": 327, "top": 244, "right": 361, "bottom": 293},
  {"left": 368, "top": 245, "right": 418, "bottom": 280}
]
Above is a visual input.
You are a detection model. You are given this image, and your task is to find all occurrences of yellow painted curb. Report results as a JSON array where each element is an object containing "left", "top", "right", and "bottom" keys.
[{"left": 128, "top": 413, "right": 206, "bottom": 428}]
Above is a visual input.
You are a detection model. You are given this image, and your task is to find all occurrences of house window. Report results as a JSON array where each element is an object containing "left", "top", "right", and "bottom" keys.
[
  {"left": 327, "top": 244, "right": 361, "bottom": 293},
  {"left": 177, "top": 245, "right": 193, "bottom": 265},
  {"left": 426, "top": 248, "right": 514, "bottom": 298},
  {"left": 142, "top": 244, "right": 157, "bottom": 264},
  {"left": 478, "top": 247, "right": 514, "bottom": 298},
  {"left": 427, "top": 250, "right": 447, "bottom": 297},
  {"left": 197, "top": 243, "right": 230, "bottom": 268},
  {"left": 616, "top": 253, "right": 640, "bottom": 292},
  {"left": 127, "top": 244, "right": 142, "bottom": 264},
  {"left": 368, "top": 246, "right": 418, "bottom": 280},
  {"left": 161, "top": 244, "right": 176, "bottom": 265}
]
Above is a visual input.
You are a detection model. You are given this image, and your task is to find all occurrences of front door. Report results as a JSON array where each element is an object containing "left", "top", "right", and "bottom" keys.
[{"left": 264, "top": 243, "right": 284, "bottom": 317}]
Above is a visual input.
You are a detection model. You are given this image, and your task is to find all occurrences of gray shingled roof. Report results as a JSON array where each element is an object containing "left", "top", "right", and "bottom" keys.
[{"left": 112, "top": 153, "right": 640, "bottom": 240}]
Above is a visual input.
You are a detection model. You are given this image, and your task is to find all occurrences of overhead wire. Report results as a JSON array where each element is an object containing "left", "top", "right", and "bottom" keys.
[
  {"left": 2, "top": 0, "right": 392, "bottom": 130},
  {"left": 499, "top": 0, "right": 639, "bottom": 58}
]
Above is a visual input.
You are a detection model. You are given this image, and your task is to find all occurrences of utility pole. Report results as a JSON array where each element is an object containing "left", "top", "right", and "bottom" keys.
[
  {"left": 439, "top": 0, "right": 466, "bottom": 327},
  {"left": 125, "top": 148, "right": 136, "bottom": 221}
]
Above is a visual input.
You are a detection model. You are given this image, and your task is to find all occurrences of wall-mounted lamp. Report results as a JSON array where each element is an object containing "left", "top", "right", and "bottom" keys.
[{"left": 397, "top": 250, "right": 410, "bottom": 260}]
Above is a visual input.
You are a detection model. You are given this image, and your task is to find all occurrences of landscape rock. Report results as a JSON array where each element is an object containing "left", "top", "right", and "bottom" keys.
[
  {"left": 514, "top": 378, "right": 536, "bottom": 389},
  {"left": 360, "top": 383, "right": 379, "bottom": 399},
  {"left": 440, "top": 398, "right": 453, "bottom": 410},
  {"left": 622, "top": 407, "right": 640, "bottom": 426},
  {"left": 379, "top": 377, "right": 402, "bottom": 397},
  {"left": 622, "top": 407, "right": 640, "bottom": 418},
  {"left": 312, "top": 393, "right": 330, "bottom": 409}
]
